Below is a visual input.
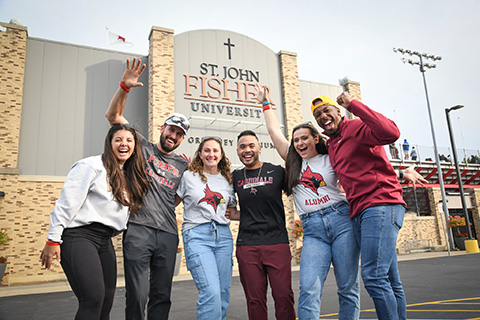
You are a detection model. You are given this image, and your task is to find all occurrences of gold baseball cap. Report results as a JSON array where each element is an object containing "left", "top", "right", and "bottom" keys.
[{"left": 311, "top": 95, "right": 337, "bottom": 115}]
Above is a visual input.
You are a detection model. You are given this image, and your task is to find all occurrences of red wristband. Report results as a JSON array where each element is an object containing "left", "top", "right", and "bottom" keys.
[
  {"left": 46, "top": 241, "right": 60, "bottom": 246},
  {"left": 262, "top": 105, "right": 272, "bottom": 112},
  {"left": 119, "top": 81, "right": 131, "bottom": 93}
]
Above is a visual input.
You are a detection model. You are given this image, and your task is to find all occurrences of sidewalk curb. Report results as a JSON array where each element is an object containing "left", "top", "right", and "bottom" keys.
[{"left": 0, "top": 251, "right": 472, "bottom": 298}]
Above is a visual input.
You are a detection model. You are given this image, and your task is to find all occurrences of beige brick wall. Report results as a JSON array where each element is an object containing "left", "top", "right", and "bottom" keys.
[
  {"left": 148, "top": 26, "right": 175, "bottom": 143},
  {"left": 427, "top": 188, "right": 450, "bottom": 247},
  {"left": 278, "top": 50, "right": 303, "bottom": 262},
  {"left": 0, "top": 22, "right": 27, "bottom": 169},
  {"left": 7, "top": 178, "right": 64, "bottom": 284},
  {"left": 398, "top": 212, "right": 442, "bottom": 250},
  {"left": 0, "top": 22, "right": 29, "bottom": 285},
  {"left": 0, "top": 176, "right": 127, "bottom": 285},
  {"left": 0, "top": 172, "right": 19, "bottom": 284}
]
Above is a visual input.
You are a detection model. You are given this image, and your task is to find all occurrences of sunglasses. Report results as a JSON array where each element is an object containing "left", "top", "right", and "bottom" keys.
[
  {"left": 201, "top": 136, "right": 222, "bottom": 142},
  {"left": 167, "top": 115, "right": 190, "bottom": 132},
  {"left": 293, "top": 121, "right": 314, "bottom": 131}
]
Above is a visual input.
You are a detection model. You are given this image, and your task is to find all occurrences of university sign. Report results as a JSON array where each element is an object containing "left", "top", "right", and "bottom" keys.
[{"left": 174, "top": 30, "right": 285, "bottom": 167}]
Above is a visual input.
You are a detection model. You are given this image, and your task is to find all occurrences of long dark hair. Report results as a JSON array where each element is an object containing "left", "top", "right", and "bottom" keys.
[
  {"left": 188, "top": 137, "right": 233, "bottom": 184},
  {"left": 285, "top": 123, "right": 328, "bottom": 195},
  {"left": 102, "top": 124, "right": 149, "bottom": 214}
]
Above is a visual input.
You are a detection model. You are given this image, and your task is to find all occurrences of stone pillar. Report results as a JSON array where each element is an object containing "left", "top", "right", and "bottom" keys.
[
  {"left": 469, "top": 188, "right": 480, "bottom": 238},
  {"left": 0, "top": 21, "right": 28, "bottom": 285},
  {"left": 278, "top": 51, "right": 303, "bottom": 140},
  {"left": 148, "top": 26, "right": 175, "bottom": 143},
  {"left": 278, "top": 50, "right": 302, "bottom": 263},
  {"left": 427, "top": 187, "right": 450, "bottom": 248},
  {"left": 0, "top": 22, "right": 27, "bottom": 169},
  {"left": 339, "top": 77, "right": 362, "bottom": 102},
  {"left": 339, "top": 78, "right": 362, "bottom": 119}
]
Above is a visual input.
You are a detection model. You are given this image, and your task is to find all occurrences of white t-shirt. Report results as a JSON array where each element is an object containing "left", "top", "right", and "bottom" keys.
[
  {"left": 177, "top": 170, "right": 236, "bottom": 232},
  {"left": 292, "top": 154, "right": 347, "bottom": 216}
]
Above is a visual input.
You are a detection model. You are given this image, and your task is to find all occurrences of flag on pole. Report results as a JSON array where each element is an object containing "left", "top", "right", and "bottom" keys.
[{"left": 106, "top": 28, "right": 134, "bottom": 49}]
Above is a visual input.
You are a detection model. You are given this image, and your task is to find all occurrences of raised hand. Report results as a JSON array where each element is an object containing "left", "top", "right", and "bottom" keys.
[
  {"left": 336, "top": 92, "right": 353, "bottom": 108},
  {"left": 403, "top": 165, "right": 428, "bottom": 190},
  {"left": 122, "top": 58, "right": 146, "bottom": 90},
  {"left": 254, "top": 83, "right": 273, "bottom": 105},
  {"left": 179, "top": 153, "right": 191, "bottom": 164}
]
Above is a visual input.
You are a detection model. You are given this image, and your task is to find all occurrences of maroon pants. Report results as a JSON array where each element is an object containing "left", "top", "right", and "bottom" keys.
[{"left": 236, "top": 243, "right": 296, "bottom": 320}]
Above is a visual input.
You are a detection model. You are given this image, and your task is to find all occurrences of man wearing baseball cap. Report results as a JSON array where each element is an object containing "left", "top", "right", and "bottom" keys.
[
  {"left": 106, "top": 58, "right": 189, "bottom": 320},
  {"left": 311, "top": 92, "right": 409, "bottom": 320}
]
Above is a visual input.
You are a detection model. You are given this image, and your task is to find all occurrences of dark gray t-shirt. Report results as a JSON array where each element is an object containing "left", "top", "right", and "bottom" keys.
[{"left": 128, "top": 133, "right": 188, "bottom": 235}]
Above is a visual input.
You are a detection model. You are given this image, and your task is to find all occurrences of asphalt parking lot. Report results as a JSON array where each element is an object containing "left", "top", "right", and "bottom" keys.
[{"left": 0, "top": 251, "right": 479, "bottom": 319}]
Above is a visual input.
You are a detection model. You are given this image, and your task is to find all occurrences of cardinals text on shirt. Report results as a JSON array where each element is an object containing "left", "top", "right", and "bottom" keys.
[{"left": 145, "top": 155, "right": 181, "bottom": 189}]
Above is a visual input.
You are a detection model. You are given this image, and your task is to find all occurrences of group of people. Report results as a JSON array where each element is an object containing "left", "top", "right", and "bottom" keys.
[
  {"left": 40, "top": 58, "right": 426, "bottom": 320},
  {"left": 390, "top": 139, "right": 418, "bottom": 161}
]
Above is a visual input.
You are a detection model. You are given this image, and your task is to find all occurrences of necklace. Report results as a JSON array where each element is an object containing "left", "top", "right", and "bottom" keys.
[{"left": 244, "top": 163, "right": 263, "bottom": 195}]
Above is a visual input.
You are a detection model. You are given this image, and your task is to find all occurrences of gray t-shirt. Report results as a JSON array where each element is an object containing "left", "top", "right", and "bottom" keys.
[
  {"left": 177, "top": 170, "right": 236, "bottom": 232},
  {"left": 128, "top": 133, "right": 188, "bottom": 235}
]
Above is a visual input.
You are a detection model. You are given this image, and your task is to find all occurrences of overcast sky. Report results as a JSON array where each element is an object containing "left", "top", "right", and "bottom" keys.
[{"left": 2, "top": 0, "right": 479, "bottom": 157}]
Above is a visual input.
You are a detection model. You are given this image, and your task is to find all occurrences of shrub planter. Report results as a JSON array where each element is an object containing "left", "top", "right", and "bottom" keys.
[
  {"left": 0, "top": 263, "right": 6, "bottom": 282},
  {"left": 454, "top": 236, "right": 467, "bottom": 250}
]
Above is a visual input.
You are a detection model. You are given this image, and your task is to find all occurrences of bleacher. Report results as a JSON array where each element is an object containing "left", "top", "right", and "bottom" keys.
[{"left": 390, "top": 159, "right": 480, "bottom": 188}]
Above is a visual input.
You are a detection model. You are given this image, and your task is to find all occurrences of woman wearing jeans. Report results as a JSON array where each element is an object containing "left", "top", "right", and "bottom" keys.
[
  {"left": 255, "top": 84, "right": 360, "bottom": 319},
  {"left": 176, "top": 136, "right": 239, "bottom": 320},
  {"left": 40, "top": 124, "right": 149, "bottom": 320}
]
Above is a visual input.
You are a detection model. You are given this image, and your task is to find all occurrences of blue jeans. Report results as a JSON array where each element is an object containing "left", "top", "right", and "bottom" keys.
[
  {"left": 298, "top": 201, "right": 360, "bottom": 320},
  {"left": 183, "top": 222, "right": 233, "bottom": 320},
  {"left": 352, "top": 205, "right": 406, "bottom": 320}
]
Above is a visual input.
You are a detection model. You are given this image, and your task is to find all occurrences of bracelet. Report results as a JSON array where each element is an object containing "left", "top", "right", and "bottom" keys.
[
  {"left": 119, "top": 81, "right": 131, "bottom": 93},
  {"left": 263, "top": 105, "right": 272, "bottom": 112},
  {"left": 399, "top": 170, "right": 404, "bottom": 180},
  {"left": 46, "top": 241, "right": 60, "bottom": 246},
  {"left": 262, "top": 101, "right": 271, "bottom": 106}
]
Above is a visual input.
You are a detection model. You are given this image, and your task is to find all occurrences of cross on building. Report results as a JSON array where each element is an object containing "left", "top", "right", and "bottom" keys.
[{"left": 224, "top": 38, "right": 235, "bottom": 60}]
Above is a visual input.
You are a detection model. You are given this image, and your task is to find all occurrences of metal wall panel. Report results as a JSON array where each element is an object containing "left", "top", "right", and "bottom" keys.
[{"left": 19, "top": 38, "right": 148, "bottom": 176}]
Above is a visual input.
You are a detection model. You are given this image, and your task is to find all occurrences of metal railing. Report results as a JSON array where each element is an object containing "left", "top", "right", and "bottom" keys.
[
  {"left": 385, "top": 143, "right": 480, "bottom": 166},
  {"left": 404, "top": 239, "right": 434, "bottom": 253}
]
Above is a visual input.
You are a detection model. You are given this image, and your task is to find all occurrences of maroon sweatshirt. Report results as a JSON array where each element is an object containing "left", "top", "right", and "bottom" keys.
[{"left": 326, "top": 99, "right": 406, "bottom": 218}]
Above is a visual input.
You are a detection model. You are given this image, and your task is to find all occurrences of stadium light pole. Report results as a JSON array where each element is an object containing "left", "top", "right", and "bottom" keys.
[
  {"left": 445, "top": 105, "right": 473, "bottom": 240},
  {"left": 393, "top": 48, "right": 454, "bottom": 250}
]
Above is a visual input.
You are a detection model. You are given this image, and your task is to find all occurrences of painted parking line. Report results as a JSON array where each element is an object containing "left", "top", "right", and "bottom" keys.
[{"left": 319, "top": 297, "right": 480, "bottom": 319}]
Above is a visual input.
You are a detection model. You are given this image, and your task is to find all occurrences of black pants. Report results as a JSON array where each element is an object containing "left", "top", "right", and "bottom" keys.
[
  {"left": 123, "top": 223, "right": 179, "bottom": 320},
  {"left": 61, "top": 223, "right": 117, "bottom": 320}
]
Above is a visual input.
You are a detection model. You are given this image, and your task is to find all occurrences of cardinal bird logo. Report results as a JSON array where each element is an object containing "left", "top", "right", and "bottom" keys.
[
  {"left": 298, "top": 165, "right": 326, "bottom": 194},
  {"left": 198, "top": 184, "right": 225, "bottom": 213}
]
